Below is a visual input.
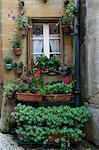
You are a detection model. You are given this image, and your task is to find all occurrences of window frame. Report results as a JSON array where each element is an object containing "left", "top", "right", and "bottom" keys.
[{"left": 27, "top": 18, "right": 64, "bottom": 71}]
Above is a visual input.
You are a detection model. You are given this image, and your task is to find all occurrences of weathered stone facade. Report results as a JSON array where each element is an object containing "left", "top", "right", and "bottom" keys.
[
  {"left": 0, "top": 0, "right": 73, "bottom": 131},
  {"left": 80, "top": 0, "right": 99, "bottom": 146},
  {"left": 0, "top": 0, "right": 72, "bottom": 82},
  {"left": 0, "top": 0, "right": 99, "bottom": 147}
]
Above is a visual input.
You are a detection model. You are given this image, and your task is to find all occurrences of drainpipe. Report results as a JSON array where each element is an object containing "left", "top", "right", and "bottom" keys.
[{"left": 74, "top": 0, "right": 81, "bottom": 107}]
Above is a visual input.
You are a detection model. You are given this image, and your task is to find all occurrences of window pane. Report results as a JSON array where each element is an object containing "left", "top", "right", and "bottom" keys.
[
  {"left": 33, "top": 23, "right": 43, "bottom": 35},
  {"left": 49, "top": 39, "right": 60, "bottom": 52},
  {"left": 49, "top": 23, "right": 60, "bottom": 34},
  {"left": 33, "top": 40, "right": 43, "bottom": 54}
]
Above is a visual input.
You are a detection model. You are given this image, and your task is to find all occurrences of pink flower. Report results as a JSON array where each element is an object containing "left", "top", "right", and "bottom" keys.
[
  {"left": 27, "top": 24, "right": 32, "bottom": 29},
  {"left": 18, "top": 79, "right": 23, "bottom": 83},
  {"left": 63, "top": 77, "right": 70, "bottom": 85},
  {"left": 24, "top": 75, "right": 27, "bottom": 80},
  {"left": 36, "top": 92, "right": 40, "bottom": 96},
  {"left": 11, "top": 15, "right": 16, "bottom": 21}
]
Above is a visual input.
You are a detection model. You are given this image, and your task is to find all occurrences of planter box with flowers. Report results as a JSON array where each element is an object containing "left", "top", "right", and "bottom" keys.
[
  {"left": 35, "top": 55, "right": 60, "bottom": 75},
  {"left": 15, "top": 69, "right": 43, "bottom": 102},
  {"left": 39, "top": 77, "right": 74, "bottom": 102}
]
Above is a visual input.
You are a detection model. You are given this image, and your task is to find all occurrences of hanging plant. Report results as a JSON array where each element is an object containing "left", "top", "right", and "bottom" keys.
[
  {"left": 11, "top": 35, "right": 22, "bottom": 56},
  {"left": 59, "top": 1, "right": 75, "bottom": 32},
  {"left": 18, "top": 0, "right": 25, "bottom": 15},
  {"left": 43, "top": 0, "right": 47, "bottom": 3}
]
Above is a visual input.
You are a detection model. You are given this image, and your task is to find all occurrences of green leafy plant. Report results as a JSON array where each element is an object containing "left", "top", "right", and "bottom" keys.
[
  {"left": 3, "top": 82, "right": 15, "bottom": 97},
  {"left": 13, "top": 61, "right": 24, "bottom": 69},
  {"left": 12, "top": 104, "right": 91, "bottom": 149},
  {"left": 4, "top": 56, "right": 13, "bottom": 64},
  {"left": 59, "top": 1, "right": 75, "bottom": 28},
  {"left": 39, "top": 82, "right": 73, "bottom": 96},
  {"left": 4, "top": 56, "right": 13, "bottom": 70},
  {"left": 35, "top": 55, "right": 49, "bottom": 71},
  {"left": 15, "top": 15, "right": 28, "bottom": 29},
  {"left": 47, "top": 56, "right": 60, "bottom": 72},
  {"left": 15, "top": 70, "right": 43, "bottom": 94},
  {"left": 11, "top": 36, "right": 21, "bottom": 48}
]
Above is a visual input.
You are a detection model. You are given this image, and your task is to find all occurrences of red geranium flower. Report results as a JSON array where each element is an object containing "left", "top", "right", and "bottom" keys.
[
  {"left": 63, "top": 77, "right": 70, "bottom": 85},
  {"left": 34, "top": 69, "right": 40, "bottom": 78}
]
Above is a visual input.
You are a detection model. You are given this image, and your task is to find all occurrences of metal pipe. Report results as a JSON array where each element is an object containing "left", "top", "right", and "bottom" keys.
[{"left": 74, "top": 0, "right": 81, "bottom": 107}]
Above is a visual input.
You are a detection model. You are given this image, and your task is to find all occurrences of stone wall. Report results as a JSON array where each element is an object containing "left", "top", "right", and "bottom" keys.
[
  {"left": 1, "top": 0, "right": 72, "bottom": 82},
  {"left": 81, "top": 0, "right": 99, "bottom": 100},
  {"left": 80, "top": 0, "right": 99, "bottom": 146}
]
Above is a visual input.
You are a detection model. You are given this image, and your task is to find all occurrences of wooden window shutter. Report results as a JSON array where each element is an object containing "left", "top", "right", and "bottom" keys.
[
  {"left": 60, "top": 24, "right": 64, "bottom": 69},
  {"left": 27, "top": 21, "right": 33, "bottom": 71}
]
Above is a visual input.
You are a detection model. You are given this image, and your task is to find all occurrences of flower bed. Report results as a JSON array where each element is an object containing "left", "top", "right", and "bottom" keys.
[{"left": 12, "top": 104, "right": 91, "bottom": 150}]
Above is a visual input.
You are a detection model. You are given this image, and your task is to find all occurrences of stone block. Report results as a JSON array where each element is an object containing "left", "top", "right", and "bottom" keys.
[{"left": 85, "top": 106, "right": 99, "bottom": 146}]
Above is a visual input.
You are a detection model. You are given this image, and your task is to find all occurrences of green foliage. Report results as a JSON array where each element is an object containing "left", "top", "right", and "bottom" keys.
[
  {"left": 3, "top": 82, "right": 15, "bottom": 97},
  {"left": 4, "top": 56, "right": 13, "bottom": 64},
  {"left": 11, "top": 36, "right": 21, "bottom": 48},
  {"left": 39, "top": 82, "right": 73, "bottom": 95},
  {"left": 47, "top": 56, "right": 60, "bottom": 72},
  {"left": 60, "top": 1, "right": 75, "bottom": 27},
  {"left": 12, "top": 104, "right": 91, "bottom": 149},
  {"left": 15, "top": 15, "right": 28, "bottom": 29},
  {"left": 13, "top": 61, "right": 24, "bottom": 69},
  {"left": 35, "top": 55, "right": 49, "bottom": 70},
  {"left": 15, "top": 71, "right": 43, "bottom": 94},
  {"left": 35, "top": 55, "right": 60, "bottom": 72}
]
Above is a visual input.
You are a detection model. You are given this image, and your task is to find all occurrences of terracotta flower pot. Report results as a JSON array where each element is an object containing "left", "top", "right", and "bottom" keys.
[
  {"left": 19, "top": 27, "right": 27, "bottom": 36},
  {"left": 61, "top": 25, "right": 70, "bottom": 33},
  {"left": 16, "top": 68, "right": 23, "bottom": 74},
  {"left": 16, "top": 93, "right": 43, "bottom": 102},
  {"left": 43, "top": 0, "right": 47, "bottom": 3},
  {"left": 13, "top": 48, "right": 22, "bottom": 56},
  {"left": 46, "top": 94, "right": 72, "bottom": 102},
  {"left": 7, "top": 92, "right": 14, "bottom": 99}
]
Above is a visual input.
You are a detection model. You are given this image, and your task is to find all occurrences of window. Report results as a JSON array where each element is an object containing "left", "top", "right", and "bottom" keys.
[
  {"left": 27, "top": 19, "right": 64, "bottom": 70},
  {"left": 32, "top": 23, "right": 60, "bottom": 60}
]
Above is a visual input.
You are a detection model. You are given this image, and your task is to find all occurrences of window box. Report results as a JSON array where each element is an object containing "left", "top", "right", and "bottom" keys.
[
  {"left": 46, "top": 94, "right": 72, "bottom": 102},
  {"left": 16, "top": 92, "right": 43, "bottom": 102}
]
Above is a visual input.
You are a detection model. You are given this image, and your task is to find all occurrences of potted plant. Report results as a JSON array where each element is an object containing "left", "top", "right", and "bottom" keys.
[
  {"left": 11, "top": 35, "right": 22, "bottom": 56},
  {"left": 47, "top": 56, "right": 60, "bottom": 75},
  {"left": 13, "top": 61, "right": 24, "bottom": 76},
  {"left": 59, "top": 1, "right": 75, "bottom": 32},
  {"left": 59, "top": 64, "right": 75, "bottom": 78},
  {"left": 15, "top": 15, "right": 28, "bottom": 36},
  {"left": 43, "top": 0, "right": 47, "bottom": 3},
  {"left": 35, "top": 55, "right": 49, "bottom": 73},
  {"left": 3, "top": 82, "right": 15, "bottom": 99},
  {"left": 39, "top": 78, "right": 73, "bottom": 102},
  {"left": 4, "top": 56, "right": 13, "bottom": 70},
  {"left": 15, "top": 72, "right": 43, "bottom": 101}
]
